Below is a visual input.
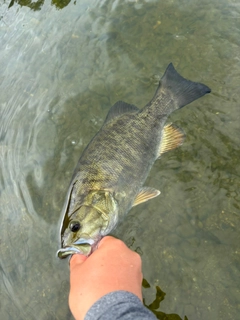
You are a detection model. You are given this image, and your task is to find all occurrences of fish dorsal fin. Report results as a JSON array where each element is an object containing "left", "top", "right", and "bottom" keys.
[
  {"left": 133, "top": 187, "right": 160, "bottom": 207},
  {"left": 158, "top": 123, "right": 185, "bottom": 157},
  {"left": 104, "top": 101, "right": 139, "bottom": 124}
]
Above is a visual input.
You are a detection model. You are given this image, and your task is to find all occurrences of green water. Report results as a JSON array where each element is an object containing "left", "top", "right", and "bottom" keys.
[{"left": 0, "top": 0, "right": 239, "bottom": 319}]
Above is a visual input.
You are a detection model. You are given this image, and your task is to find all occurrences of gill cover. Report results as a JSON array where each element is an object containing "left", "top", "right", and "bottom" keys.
[{"left": 59, "top": 190, "right": 119, "bottom": 252}]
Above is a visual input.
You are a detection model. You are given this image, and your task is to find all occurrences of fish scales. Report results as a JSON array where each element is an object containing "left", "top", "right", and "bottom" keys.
[{"left": 72, "top": 115, "right": 160, "bottom": 206}]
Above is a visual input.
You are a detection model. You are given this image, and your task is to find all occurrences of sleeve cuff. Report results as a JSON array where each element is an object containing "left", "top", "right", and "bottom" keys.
[{"left": 85, "top": 290, "right": 155, "bottom": 320}]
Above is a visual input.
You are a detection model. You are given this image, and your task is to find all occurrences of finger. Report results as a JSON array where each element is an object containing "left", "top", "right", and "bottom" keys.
[
  {"left": 70, "top": 253, "right": 87, "bottom": 269},
  {"left": 97, "top": 236, "right": 117, "bottom": 249}
]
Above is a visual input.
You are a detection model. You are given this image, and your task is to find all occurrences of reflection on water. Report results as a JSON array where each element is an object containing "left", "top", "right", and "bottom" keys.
[
  {"left": 0, "top": 0, "right": 239, "bottom": 319},
  {"left": 8, "top": 0, "right": 71, "bottom": 11},
  {"left": 143, "top": 279, "right": 188, "bottom": 320}
]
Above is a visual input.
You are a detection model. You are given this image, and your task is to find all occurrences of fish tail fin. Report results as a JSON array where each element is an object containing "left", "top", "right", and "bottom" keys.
[{"left": 146, "top": 63, "right": 211, "bottom": 115}]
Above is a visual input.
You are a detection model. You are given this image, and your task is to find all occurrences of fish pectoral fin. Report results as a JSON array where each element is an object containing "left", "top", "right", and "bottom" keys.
[
  {"left": 133, "top": 187, "right": 161, "bottom": 207},
  {"left": 104, "top": 101, "right": 139, "bottom": 124},
  {"left": 158, "top": 123, "right": 185, "bottom": 157}
]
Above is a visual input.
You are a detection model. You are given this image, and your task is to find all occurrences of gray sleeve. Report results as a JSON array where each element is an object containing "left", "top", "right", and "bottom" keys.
[{"left": 84, "top": 290, "right": 156, "bottom": 320}]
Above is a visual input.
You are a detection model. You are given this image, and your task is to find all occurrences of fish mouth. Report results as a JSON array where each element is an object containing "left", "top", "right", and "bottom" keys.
[{"left": 57, "top": 238, "right": 94, "bottom": 259}]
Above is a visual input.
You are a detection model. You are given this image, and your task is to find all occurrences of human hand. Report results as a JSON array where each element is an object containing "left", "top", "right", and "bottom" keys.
[{"left": 69, "top": 236, "right": 143, "bottom": 320}]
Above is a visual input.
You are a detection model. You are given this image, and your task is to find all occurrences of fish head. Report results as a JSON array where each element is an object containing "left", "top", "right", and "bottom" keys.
[{"left": 57, "top": 190, "right": 119, "bottom": 259}]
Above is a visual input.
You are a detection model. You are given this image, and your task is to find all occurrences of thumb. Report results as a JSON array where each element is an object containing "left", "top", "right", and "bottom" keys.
[{"left": 70, "top": 254, "right": 87, "bottom": 269}]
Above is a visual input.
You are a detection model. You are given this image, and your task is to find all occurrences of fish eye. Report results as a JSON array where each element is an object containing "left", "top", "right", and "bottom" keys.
[{"left": 69, "top": 221, "right": 81, "bottom": 232}]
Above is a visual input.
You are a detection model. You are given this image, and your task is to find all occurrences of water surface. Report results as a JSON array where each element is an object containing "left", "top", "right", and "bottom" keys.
[{"left": 0, "top": 0, "right": 239, "bottom": 319}]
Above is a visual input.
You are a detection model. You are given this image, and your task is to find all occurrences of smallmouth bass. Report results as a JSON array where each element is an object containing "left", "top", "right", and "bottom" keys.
[{"left": 57, "top": 63, "right": 211, "bottom": 258}]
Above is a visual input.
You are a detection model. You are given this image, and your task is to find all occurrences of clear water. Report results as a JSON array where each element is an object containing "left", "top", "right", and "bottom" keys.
[{"left": 0, "top": 0, "right": 239, "bottom": 319}]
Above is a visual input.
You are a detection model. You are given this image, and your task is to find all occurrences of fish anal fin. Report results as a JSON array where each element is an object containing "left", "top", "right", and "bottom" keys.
[
  {"left": 133, "top": 187, "right": 160, "bottom": 207},
  {"left": 104, "top": 101, "right": 139, "bottom": 124},
  {"left": 159, "top": 123, "right": 185, "bottom": 157}
]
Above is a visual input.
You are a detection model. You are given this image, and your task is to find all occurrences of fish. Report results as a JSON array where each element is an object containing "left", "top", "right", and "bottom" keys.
[{"left": 57, "top": 63, "right": 211, "bottom": 258}]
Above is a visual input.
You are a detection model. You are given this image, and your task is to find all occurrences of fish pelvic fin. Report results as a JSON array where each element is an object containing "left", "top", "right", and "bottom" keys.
[
  {"left": 133, "top": 187, "right": 160, "bottom": 207},
  {"left": 144, "top": 63, "right": 211, "bottom": 116},
  {"left": 158, "top": 123, "right": 185, "bottom": 157}
]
